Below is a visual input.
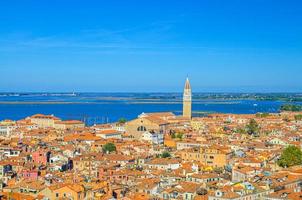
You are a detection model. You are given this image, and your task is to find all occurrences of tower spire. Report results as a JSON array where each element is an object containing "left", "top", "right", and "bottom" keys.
[{"left": 185, "top": 77, "right": 191, "bottom": 90}]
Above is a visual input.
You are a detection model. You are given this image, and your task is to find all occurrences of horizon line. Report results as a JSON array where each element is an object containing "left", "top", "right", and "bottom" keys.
[{"left": 1, "top": 91, "right": 302, "bottom": 94}]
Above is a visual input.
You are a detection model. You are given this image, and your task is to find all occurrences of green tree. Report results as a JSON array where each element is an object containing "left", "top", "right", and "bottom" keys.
[
  {"left": 295, "top": 114, "right": 302, "bottom": 121},
  {"left": 102, "top": 143, "right": 116, "bottom": 153},
  {"left": 118, "top": 118, "right": 127, "bottom": 124},
  {"left": 280, "top": 104, "right": 302, "bottom": 112},
  {"left": 176, "top": 133, "right": 184, "bottom": 139},
  {"left": 239, "top": 128, "right": 246, "bottom": 134},
  {"left": 278, "top": 145, "right": 302, "bottom": 168},
  {"left": 161, "top": 151, "right": 171, "bottom": 158},
  {"left": 245, "top": 119, "right": 260, "bottom": 136},
  {"left": 236, "top": 127, "right": 246, "bottom": 134}
]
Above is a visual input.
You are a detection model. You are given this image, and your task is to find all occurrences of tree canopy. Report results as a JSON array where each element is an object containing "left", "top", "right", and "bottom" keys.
[
  {"left": 118, "top": 118, "right": 127, "bottom": 124},
  {"left": 280, "top": 104, "right": 302, "bottom": 112},
  {"left": 278, "top": 145, "right": 302, "bottom": 168},
  {"left": 245, "top": 119, "right": 260, "bottom": 136},
  {"left": 294, "top": 114, "right": 302, "bottom": 121},
  {"left": 102, "top": 143, "right": 116, "bottom": 153},
  {"left": 161, "top": 151, "right": 171, "bottom": 158},
  {"left": 171, "top": 132, "right": 183, "bottom": 139}
]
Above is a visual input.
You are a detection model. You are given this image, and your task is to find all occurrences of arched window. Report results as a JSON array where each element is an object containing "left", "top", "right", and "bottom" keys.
[{"left": 137, "top": 126, "right": 147, "bottom": 132}]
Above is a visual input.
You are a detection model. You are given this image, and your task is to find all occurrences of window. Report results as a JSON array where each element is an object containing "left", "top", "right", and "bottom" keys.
[{"left": 137, "top": 126, "right": 147, "bottom": 132}]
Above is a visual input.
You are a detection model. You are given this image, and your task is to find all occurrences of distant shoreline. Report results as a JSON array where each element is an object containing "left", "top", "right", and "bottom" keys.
[
  {"left": 1, "top": 93, "right": 302, "bottom": 102},
  {"left": 0, "top": 101, "right": 89, "bottom": 105},
  {"left": 0, "top": 101, "right": 241, "bottom": 105}
]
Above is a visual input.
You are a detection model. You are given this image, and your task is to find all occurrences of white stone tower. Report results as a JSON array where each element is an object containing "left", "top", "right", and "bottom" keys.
[{"left": 183, "top": 77, "right": 192, "bottom": 119}]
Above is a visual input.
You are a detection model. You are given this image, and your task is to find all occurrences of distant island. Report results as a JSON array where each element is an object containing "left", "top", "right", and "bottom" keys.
[{"left": 1, "top": 92, "right": 302, "bottom": 102}]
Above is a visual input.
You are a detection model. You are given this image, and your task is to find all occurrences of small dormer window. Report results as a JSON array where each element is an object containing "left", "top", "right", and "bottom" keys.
[{"left": 137, "top": 126, "right": 147, "bottom": 132}]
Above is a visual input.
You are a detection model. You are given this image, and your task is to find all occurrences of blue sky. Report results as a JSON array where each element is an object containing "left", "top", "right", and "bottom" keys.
[{"left": 0, "top": 0, "right": 302, "bottom": 92}]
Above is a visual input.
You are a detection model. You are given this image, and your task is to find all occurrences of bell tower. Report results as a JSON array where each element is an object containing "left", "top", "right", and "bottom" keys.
[{"left": 183, "top": 77, "right": 192, "bottom": 119}]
